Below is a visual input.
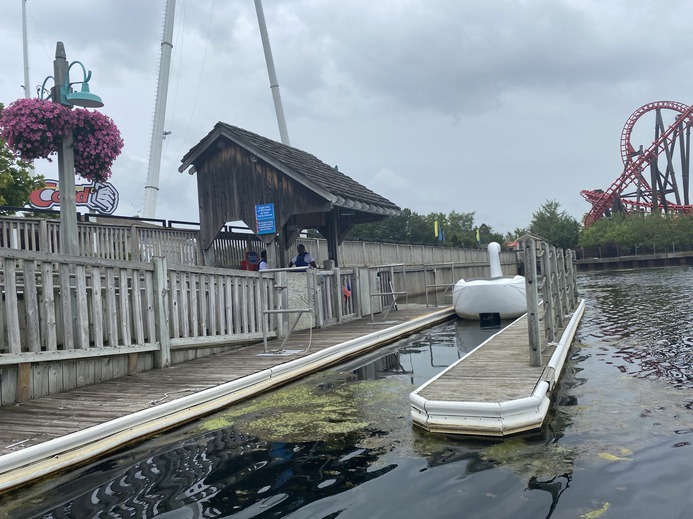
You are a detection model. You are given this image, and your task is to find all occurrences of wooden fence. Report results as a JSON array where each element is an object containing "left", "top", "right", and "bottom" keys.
[
  {"left": 0, "top": 248, "right": 367, "bottom": 405},
  {"left": 0, "top": 215, "right": 517, "bottom": 269}
]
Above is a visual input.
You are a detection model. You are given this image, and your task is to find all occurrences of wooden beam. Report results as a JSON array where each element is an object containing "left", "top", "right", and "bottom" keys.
[{"left": 16, "top": 363, "right": 30, "bottom": 402}]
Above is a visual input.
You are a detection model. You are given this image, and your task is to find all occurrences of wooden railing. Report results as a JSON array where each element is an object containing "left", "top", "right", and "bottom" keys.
[
  {"left": 0, "top": 249, "right": 160, "bottom": 362},
  {"left": 0, "top": 248, "right": 365, "bottom": 404},
  {"left": 0, "top": 215, "right": 518, "bottom": 270},
  {"left": 166, "top": 264, "right": 275, "bottom": 349},
  {"left": 520, "top": 235, "right": 579, "bottom": 367}
]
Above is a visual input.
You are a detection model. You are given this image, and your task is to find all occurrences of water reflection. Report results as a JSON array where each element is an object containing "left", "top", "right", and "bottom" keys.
[
  {"left": 12, "top": 430, "right": 396, "bottom": 518},
  {"left": 578, "top": 267, "right": 693, "bottom": 388}
]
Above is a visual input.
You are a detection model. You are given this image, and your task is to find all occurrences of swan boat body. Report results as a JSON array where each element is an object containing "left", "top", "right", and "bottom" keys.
[{"left": 452, "top": 242, "right": 527, "bottom": 320}]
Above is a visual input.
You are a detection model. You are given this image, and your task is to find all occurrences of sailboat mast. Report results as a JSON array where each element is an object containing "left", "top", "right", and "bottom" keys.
[
  {"left": 22, "top": 0, "right": 30, "bottom": 98},
  {"left": 254, "top": 0, "right": 290, "bottom": 145},
  {"left": 143, "top": 0, "right": 176, "bottom": 219}
]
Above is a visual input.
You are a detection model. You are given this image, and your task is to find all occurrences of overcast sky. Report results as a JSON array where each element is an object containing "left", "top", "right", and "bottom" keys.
[{"left": 2, "top": 0, "right": 693, "bottom": 235}]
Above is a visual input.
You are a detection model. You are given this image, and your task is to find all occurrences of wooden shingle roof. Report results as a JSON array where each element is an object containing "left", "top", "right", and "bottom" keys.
[{"left": 180, "top": 122, "right": 400, "bottom": 217}]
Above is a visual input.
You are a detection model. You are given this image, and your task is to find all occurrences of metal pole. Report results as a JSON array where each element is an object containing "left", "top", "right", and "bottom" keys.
[
  {"left": 254, "top": 0, "right": 290, "bottom": 145},
  {"left": 143, "top": 0, "right": 176, "bottom": 219},
  {"left": 53, "top": 42, "right": 79, "bottom": 256},
  {"left": 22, "top": 0, "right": 30, "bottom": 98}
]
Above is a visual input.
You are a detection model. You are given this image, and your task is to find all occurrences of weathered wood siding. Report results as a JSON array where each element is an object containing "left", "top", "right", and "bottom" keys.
[{"left": 196, "top": 142, "right": 332, "bottom": 250}]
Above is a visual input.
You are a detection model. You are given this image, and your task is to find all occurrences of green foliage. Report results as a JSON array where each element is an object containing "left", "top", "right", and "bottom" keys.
[
  {"left": 504, "top": 227, "right": 528, "bottom": 243},
  {"left": 349, "top": 208, "right": 506, "bottom": 248},
  {"left": 529, "top": 200, "right": 581, "bottom": 249},
  {"left": 579, "top": 212, "right": 693, "bottom": 252},
  {"left": 0, "top": 104, "right": 45, "bottom": 214}
]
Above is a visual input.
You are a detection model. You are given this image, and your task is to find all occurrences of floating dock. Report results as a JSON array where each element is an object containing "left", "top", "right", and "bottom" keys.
[{"left": 410, "top": 300, "right": 585, "bottom": 437}]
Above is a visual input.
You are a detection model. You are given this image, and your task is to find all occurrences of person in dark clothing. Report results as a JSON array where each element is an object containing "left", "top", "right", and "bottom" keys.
[
  {"left": 258, "top": 250, "right": 268, "bottom": 270},
  {"left": 288, "top": 244, "right": 317, "bottom": 269}
]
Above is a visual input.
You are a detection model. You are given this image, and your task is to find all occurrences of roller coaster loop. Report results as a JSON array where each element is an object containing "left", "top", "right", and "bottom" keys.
[{"left": 581, "top": 100, "right": 693, "bottom": 227}]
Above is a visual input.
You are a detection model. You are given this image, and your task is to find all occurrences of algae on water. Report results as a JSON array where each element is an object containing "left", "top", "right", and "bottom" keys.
[{"left": 195, "top": 372, "right": 412, "bottom": 444}]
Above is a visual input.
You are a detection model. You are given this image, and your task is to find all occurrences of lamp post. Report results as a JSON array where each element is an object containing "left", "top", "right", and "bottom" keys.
[{"left": 44, "top": 41, "right": 103, "bottom": 256}]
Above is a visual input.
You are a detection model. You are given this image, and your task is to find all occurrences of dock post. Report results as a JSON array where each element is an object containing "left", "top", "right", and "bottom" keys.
[
  {"left": 541, "top": 242, "right": 556, "bottom": 343},
  {"left": 152, "top": 257, "right": 171, "bottom": 368},
  {"left": 523, "top": 237, "right": 542, "bottom": 367}
]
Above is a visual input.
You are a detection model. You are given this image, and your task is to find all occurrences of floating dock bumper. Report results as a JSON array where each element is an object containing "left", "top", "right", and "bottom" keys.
[{"left": 410, "top": 300, "right": 585, "bottom": 437}]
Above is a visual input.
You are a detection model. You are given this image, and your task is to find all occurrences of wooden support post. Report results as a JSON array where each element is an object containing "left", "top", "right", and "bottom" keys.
[
  {"left": 567, "top": 249, "right": 578, "bottom": 307},
  {"left": 128, "top": 352, "right": 138, "bottom": 375},
  {"left": 523, "top": 238, "right": 542, "bottom": 367},
  {"left": 152, "top": 257, "right": 171, "bottom": 368},
  {"left": 17, "top": 363, "right": 30, "bottom": 402},
  {"left": 38, "top": 219, "right": 48, "bottom": 253},
  {"left": 130, "top": 225, "right": 140, "bottom": 262},
  {"left": 541, "top": 242, "right": 556, "bottom": 343},
  {"left": 308, "top": 269, "right": 322, "bottom": 329},
  {"left": 334, "top": 267, "right": 343, "bottom": 323}
]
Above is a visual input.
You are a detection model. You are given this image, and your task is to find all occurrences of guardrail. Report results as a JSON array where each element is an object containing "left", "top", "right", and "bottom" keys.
[
  {"left": 520, "top": 234, "right": 579, "bottom": 367},
  {"left": 0, "top": 247, "right": 367, "bottom": 405},
  {"left": 0, "top": 214, "right": 518, "bottom": 269}
]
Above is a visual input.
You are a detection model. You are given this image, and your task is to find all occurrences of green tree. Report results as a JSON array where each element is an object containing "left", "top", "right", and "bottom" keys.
[
  {"left": 529, "top": 200, "right": 581, "bottom": 248},
  {"left": 0, "top": 103, "right": 45, "bottom": 214},
  {"left": 578, "top": 212, "right": 693, "bottom": 255},
  {"left": 348, "top": 208, "right": 511, "bottom": 249},
  {"left": 447, "top": 210, "right": 476, "bottom": 246}
]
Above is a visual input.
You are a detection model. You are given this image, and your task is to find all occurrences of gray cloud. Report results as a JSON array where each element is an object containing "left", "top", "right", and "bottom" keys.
[{"left": 2, "top": 0, "right": 693, "bottom": 234}]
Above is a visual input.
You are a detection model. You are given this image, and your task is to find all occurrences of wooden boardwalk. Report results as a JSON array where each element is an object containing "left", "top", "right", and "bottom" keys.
[
  {"left": 410, "top": 301, "right": 586, "bottom": 437},
  {"left": 0, "top": 304, "right": 454, "bottom": 491},
  {"left": 417, "top": 316, "right": 556, "bottom": 403}
]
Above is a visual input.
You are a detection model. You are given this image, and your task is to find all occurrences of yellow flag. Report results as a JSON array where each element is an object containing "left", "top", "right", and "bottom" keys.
[
  {"left": 476, "top": 228, "right": 480, "bottom": 242},
  {"left": 434, "top": 220, "right": 439, "bottom": 237}
]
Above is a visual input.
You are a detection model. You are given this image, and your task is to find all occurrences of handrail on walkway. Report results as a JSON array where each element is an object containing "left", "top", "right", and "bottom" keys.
[
  {"left": 422, "top": 261, "right": 458, "bottom": 307},
  {"left": 366, "top": 263, "right": 408, "bottom": 322},
  {"left": 259, "top": 266, "right": 316, "bottom": 353},
  {"left": 519, "top": 234, "right": 579, "bottom": 367}
]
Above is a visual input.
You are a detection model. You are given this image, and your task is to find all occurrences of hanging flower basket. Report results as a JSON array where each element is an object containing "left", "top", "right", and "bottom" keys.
[
  {"left": 0, "top": 97, "right": 124, "bottom": 182},
  {"left": 72, "top": 108, "right": 124, "bottom": 182},
  {"left": 0, "top": 98, "right": 73, "bottom": 162}
]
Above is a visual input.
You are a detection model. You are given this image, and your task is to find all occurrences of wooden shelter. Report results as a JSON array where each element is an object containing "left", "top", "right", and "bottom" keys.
[{"left": 179, "top": 122, "right": 400, "bottom": 267}]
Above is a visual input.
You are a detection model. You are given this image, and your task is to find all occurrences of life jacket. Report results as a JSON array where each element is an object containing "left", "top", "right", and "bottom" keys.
[{"left": 295, "top": 251, "right": 309, "bottom": 267}]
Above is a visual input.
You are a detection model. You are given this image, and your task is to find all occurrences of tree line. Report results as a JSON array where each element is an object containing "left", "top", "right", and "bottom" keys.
[
  {"left": 352, "top": 200, "right": 693, "bottom": 255},
  {"left": 349, "top": 200, "right": 581, "bottom": 250}
]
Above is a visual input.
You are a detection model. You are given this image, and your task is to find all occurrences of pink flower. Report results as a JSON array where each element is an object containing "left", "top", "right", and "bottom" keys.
[
  {"left": 0, "top": 97, "right": 123, "bottom": 182},
  {"left": 71, "top": 108, "right": 123, "bottom": 182}
]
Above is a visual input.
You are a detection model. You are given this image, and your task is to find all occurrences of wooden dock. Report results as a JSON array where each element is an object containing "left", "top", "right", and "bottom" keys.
[
  {"left": 410, "top": 300, "right": 585, "bottom": 437},
  {"left": 0, "top": 304, "right": 454, "bottom": 491}
]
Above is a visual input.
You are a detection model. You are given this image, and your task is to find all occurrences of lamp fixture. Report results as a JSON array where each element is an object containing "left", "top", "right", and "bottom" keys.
[{"left": 39, "top": 60, "right": 103, "bottom": 108}]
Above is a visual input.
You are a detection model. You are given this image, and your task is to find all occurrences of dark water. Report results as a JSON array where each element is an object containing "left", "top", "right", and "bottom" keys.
[{"left": 3, "top": 266, "right": 693, "bottom": 518}]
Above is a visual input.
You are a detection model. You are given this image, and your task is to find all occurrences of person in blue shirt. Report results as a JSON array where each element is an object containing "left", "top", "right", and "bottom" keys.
[{"left": 288, "top": 243, "right": 317, "bottom": 269}]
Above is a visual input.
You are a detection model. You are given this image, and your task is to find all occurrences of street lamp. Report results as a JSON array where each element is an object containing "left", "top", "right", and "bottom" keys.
[{"left": 40, "top": 41, "right": 103, "bottom": 256}]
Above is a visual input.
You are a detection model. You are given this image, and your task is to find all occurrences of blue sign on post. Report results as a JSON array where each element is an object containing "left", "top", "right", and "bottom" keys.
[{"left": 255, "top": 203, "right": 276, "bottom": 235}]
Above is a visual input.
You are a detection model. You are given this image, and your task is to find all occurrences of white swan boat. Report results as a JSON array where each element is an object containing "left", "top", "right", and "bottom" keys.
[{"left": 452, "top": 242, "right": 526, "bottom": 320}]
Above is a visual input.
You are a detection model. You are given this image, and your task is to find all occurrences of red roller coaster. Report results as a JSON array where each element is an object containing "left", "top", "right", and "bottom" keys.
[{"left": 581, "top": 100, "right": 693, "bottom": 227}]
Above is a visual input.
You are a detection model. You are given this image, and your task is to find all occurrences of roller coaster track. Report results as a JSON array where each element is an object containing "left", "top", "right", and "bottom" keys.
[{"left": 582, "top": 101, "right": 693, "bottom": 227}]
